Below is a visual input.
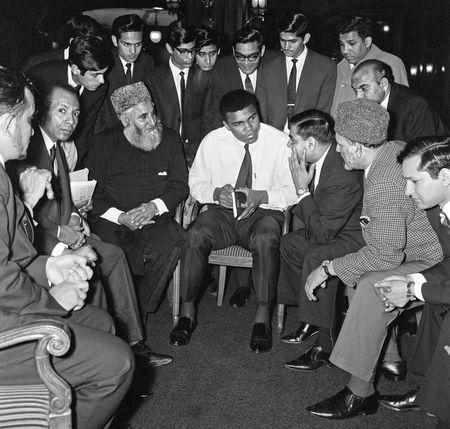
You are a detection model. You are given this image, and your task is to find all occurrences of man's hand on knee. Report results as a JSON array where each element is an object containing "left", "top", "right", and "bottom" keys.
[
  {"left": 213, "top": 184, "right": 234, "bottom": 209},
  {"left": 374, "top": 275, "right": 411, "bottom": 311}
]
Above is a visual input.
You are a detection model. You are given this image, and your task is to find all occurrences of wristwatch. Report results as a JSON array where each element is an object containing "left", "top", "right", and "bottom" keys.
[
  {"left": 406, "top": 280, "right": 416, "bottom": 300},
  {"left": 322, "top": 260, "right": 331, "bottom": 277},
  {"left": 296, "top": 188, "right": 308, "bottom": 197}
]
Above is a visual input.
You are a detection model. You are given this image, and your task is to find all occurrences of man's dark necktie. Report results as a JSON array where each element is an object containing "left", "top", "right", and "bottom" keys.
[
  {"left": 21, "top": 205, "right": 34, "bottom": 242},
  {"left": 309, "top": 166, "right": 316, "bottom": 195},
  {"left": 287, "top": 58, "right": 298, "bottom": 119},
  {"left": 179, "top": 71, "right": 186, "bottom": 142},
  {"left": 235, "top": 144, "right": 252, "bottom": 189},
  {"left": 49, "top": 145, "right": 56, "bottom": 174},
  {"left": 125, "top": 63, "right": 132, "bottom": 85},
  {"left": 244, "top": 75, "right": 254, "bottom": 94}
]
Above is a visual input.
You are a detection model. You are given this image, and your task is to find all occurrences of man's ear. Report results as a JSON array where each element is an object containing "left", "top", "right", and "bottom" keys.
[
  {"left": 111, "top": 35, "right": 118, "bottom": 48},
  {"left": 380, "top": 76, "right": 389, "bottom": 91},
  {"left": 354, "top": 142, "right": 363, "bottom": 158},
  {"left": 303, "top": 33, "right": 311, "bottom": 45},
  {"left": 439, "top": 168, "right": 450, "bottom": 186},
  {"left": 120, "top": 113, "right": 129, "bottom": 127},
  {"left": 166, "top": 43, "right": 173, "bottom": 55},
  {"left": 70, "top": 64, "right": 81, "bottom": 75},
  {"left": 307, "top": 136, "right": 316, "bottom": 152},
  {"left": 222, "top": 120, "right": 230, "bottom": 130},
  {"left": 260, "top": 45, "right": 266, "bottom": 57},
  {"left": 0, "top": 113, "right": 16, "bottom": 138},
  {"left": 364, "top": 36, "right": 373, "bottom": 49}
]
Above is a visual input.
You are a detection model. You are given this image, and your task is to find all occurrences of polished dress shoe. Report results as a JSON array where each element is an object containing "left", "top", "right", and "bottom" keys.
[
  {"left": 379, "top": 360, "right": 407, "bottom": 382},
  {"left": 169, "top": 317, "right": 197, "bottom": 346},
  {"left": 229, "top": 287, "right": 251, "bottom": 307},
  {"left": 281, "top": 323, "right": 319, "bottom": 345},
  {"left": 249, "top": 323, "right": 272, "bottom": 353},
  {"left": 284, "top": 345, "right": 330, "bottom": 371},
  {"left": 306, "top": 386, "right": 378, "bottom": 419},
  {"left": 131, "top": 341, "right": 173, "bottom": 367},
  {"left": 378, "top": 387, "right": 419, "bottom": 412}
]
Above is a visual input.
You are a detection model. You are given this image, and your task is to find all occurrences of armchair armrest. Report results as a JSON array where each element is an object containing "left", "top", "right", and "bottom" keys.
[{"left": 0, "top": 319, "right": 72, "bottom": 421}]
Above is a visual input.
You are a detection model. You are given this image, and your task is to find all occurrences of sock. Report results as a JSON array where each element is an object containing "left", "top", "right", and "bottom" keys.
[
  {"left": 347, "top": 375, "right": 375, "bottom": 398},
  {"left": 180, "top": 301, "right": 195, "bottom": 320},
  {"left": 254, "top": 304, "right": 271, "bottom": 324}
]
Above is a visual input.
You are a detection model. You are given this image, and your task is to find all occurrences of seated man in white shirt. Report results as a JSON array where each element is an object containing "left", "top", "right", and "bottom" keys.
[{"left": 170, "top": 89, "right": 297, "bottom": 352}]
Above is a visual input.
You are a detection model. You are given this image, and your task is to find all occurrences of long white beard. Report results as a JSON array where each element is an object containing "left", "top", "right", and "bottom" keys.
[{"left": 130, "top": 122, "right": 163, "bottom": 152}]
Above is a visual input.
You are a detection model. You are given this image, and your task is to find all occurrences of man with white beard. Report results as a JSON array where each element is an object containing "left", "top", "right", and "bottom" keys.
[{"left": 87, "top": 82, "right": 189, "bottom": 315}]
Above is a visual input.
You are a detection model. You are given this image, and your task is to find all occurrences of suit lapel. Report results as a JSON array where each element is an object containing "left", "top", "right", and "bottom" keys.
[{"left": 295, "top": 50, "right": 312, "bottom": 109}]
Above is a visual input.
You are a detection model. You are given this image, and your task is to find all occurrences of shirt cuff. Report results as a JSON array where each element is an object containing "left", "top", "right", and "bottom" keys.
[
  {"left": 71, "top": 212, "right": 81, "bottom": 224},
  {"left": 297, "top": 192, "right": 311, "bottom": 203},
  {"left": 151, "top": 198, "right": 168, "bottom": 216},
  {"left": 101, "top": 207, "right": 125, "bottom": 224},
  {"left": 409, "top": 273, "right": 426, "bottom": 301},
  {"left": 51, "top": 242, "right": 68, "bottom": 256}
]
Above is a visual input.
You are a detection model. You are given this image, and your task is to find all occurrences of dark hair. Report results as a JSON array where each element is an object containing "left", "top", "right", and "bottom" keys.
[
  {"left": 194, "top": 26, "right": 219, "bottom": 50},
  {"left": 0, "top": 66, "right": 33, "bottom": 117},
  {"left": 289, "top": 110, "right": 335, "bottom": 145},
  {"left": 337, "top": 15, "right": 374, "bottom": 40},
  {"left": 68, "top": 35, "right": 113, "bottom": 74},
  {"left": 167, "top": 20, "right": 196, "bottom": 49},
  {"left": 353, "top": 59, "right": 394, "bottom": 84},
  {"left": 112, "top": 14, "right": 144, "bottom": 39},
  {"left": 219, "top": 89, "right": 258, "bottom": 121},
  {"left": 232, "top": 26, "right": 263, "bottom": 49},
  {"left": 277, "top": 13, "right": 309, "bottom": 38},
  {"left": 36, "top": 83, "right": 78, "bottom": 124},
  {"left": 397, "top": 135, "right": 450, "bottom": 179},
  {"left": 55, "top": 14, "right": 103, "bottom": 47}
]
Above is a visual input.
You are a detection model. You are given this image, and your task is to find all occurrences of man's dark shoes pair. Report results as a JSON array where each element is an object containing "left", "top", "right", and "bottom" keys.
[
  {"left": 169, "top": 317, "right": 197, "bottom": 346},
  {"left": 131, "top": 341, "right": 173, "bottom": 368},
  {"left": 284, "top": 345, "right": 331, "bottom": 371},
  {"left": 378, "top": 387, "right": 420, "bottom": 412},
  {"left": 306, "top": 386, "right": 378, "bottom": 419},
  {"left": 229, "top": 287, "right": 251, "bottom": 307},
  {"left": 281, "top": 323, "right": 319, "bottom": 344},
  {"left": 379, "top": 360, "right": 407, "bottom": 382},
  {"left": 249, "top": 323, "right": 272, "bottom": 353}
]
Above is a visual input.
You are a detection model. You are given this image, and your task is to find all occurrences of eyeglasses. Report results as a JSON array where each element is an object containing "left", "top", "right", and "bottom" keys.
[
  {"left": 175, "top": 47, "right": 196, "bottom": 57},
  {"left": 233, "top": 50, "right": 261, "bottom": 62}
]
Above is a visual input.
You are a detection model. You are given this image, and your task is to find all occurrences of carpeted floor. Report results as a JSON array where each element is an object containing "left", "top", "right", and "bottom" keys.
[{"left": 113, "top": 287, "right": 437, "bottom": 429}]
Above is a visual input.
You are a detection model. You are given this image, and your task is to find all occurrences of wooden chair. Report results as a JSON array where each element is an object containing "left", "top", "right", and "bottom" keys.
[
  {"left": 172, "top": 201, "right": 292, "bottom": 334},
  {"left": 0, "top": 320, "right": 72, "bottom": 429}
]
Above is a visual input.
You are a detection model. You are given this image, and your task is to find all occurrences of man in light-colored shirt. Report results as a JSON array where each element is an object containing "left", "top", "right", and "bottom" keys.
[{"left": 170, "top": 89, "right": 297, "bottom": 352}]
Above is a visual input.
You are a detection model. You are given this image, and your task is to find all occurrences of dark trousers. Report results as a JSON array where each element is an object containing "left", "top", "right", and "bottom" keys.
[
  {"left": 0, "top": 305, "right": 134, "bottom": 429},
  {"left": 181, "top": 206, "right": 283, "bottom": 306},
  {"left": 277, "top": 229, "right": 362, "bottom": 328},
  {"left": 86, "top": 235, "right": 143, "bottom": 343}
]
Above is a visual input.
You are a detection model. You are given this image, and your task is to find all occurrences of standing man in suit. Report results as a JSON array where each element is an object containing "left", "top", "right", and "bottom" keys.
[
  {"left": 95, "top": 14, "right": 155, "bottom": 134},
  {"left": 262, "top": 13, "right": 336, "bottom": 132},
  {"left": 351, "top": 59, "right": 447, "bottom": 141},
  {"left": 147, "top": 20, "right": 213, "bottom": 167},
  {"left": 331, "top": 15, "right": 408, "bottom": 118},
  {"left": 169, "top": 90, "right": 298, "bottom": 352},
  {"left": 276, "top": 110, "right": 364, "bottom": 369},
  {"left": 304, "top": 99, "right": 442, "bottom": 420},
  {"left": 194, "top": 26, "right": 220, "bottom": 72},
  {"left": 28, "top": 34, "right": 113, "bottom": 166},
  {"left": 372, "top": 136, "right": 450, "bottom": 426},
  {"left": 17, "top": 82, "right": 173, "bottom": 371},
  {"left": 0, "top": 65, "right": 133, "bottom": 429},
  {"left": 87, "top": 82, "right": 188, "bottom": 317}
]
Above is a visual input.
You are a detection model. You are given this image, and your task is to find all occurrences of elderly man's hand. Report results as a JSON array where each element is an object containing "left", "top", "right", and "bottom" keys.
[
  {"left": 235, "top": 189, "right": 267, "bottom": 220},
  {"left": 118, "top": 212, "right": 144, "bottom": 230},
  {"left": 64, "top": 244, "right": 97, "bottom": 266},
  {"left": 46, "top": 254, "right": 93, "bottom": 285},
  {"left": 127, "top": 202, "right": 158, "bottom": 228},
  {"left": 49, "top": 270, "right": 89, "bottom": 311},
  {"left": 374, "top": 275, "right": 410, "bottom": 311},
  {"left": 58, "top": 225, "right": 85, "bottom": 249},
  {"left": 213, "top": 184, "right": 234, "bottom": 209},
  {"left": 305, "top": 265, "right": 328, "bottom": 301},
  {"left": 20, "top": 167, "right": 54, "bottom": 209}
]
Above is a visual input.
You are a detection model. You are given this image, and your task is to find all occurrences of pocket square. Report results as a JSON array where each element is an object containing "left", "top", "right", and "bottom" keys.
[
  {"left": 359, "top": 215, "right": 370, "bottom": 227},
  {"left": 158, "top": 171, "right": 167, "bottom": 176}
]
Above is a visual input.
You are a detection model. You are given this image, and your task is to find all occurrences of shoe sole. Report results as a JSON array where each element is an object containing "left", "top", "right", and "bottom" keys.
[
  {"left": 150, "top": 359, "right": 173, "bottom": 368},
  {"left": 281, "top": 330, "right": 319, "bottom": 345},
  {"left": 284, "top": 362, "right": 332, "bottom": 371},
  {"left": 378, "top": 401, "right": 420, "bottom": 412}
]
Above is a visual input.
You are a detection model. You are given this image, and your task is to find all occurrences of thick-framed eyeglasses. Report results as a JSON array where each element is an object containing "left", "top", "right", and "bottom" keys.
[
  {"left": 233, "top": 50, "right": 261, "bottom": 62},
  {"left": 175, "top": 47, "right": 197, "bottom": 57}
]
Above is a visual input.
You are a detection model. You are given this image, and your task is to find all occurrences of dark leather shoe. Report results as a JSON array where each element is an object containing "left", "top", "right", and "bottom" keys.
[
  {"left": 169, "top": 317, "right": 197, "bottom": 346},
  {"left": 133, "top": 385, "right": 153, "bottom": 401},
  {"left": 281, "top": 323, "right": 319, "bottom": 345},
  {"left": 229, "top": 287, "right": 251, "bottom": 307},
  {"left": 131, "top": 341, "right": 173, "bottom": 368},
  {"left": 379, "top": 360, "right": 407, "bottom": 382},
  {"left": 306, "top": 386, "right": 378, "bottom": 419},
  {"left": 285, "top": 345, "right": 330, "bottom": 371},
  {"left": 378, "top": 388, "right": 420, "bottom": 412},
  {"left": 249, "top": 323, "right": 272, "bottom": 353}
]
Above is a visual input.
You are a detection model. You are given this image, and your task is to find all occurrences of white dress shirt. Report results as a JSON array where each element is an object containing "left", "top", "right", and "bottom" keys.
[
  {"left": 118, "top": 55, "right": 135, "bottom": 77},
  {"left": 189, "top": 123, "right": 297, "bottom": 210}
]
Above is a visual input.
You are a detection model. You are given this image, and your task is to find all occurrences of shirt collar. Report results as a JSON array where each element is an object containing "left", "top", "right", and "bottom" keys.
[
  {"left": 285, "top": 46, "right": 308, "bottom": 64},
  {"left": 0, "top": 153, "right": 4, "bottom": 167},
  {"left": 63, "top": 46, "right": 69, "bottom": 60},
  {"left": 169, "top": 57, "right": 189, "bottom": 77},
  {"left": 441, "top": 201, "right": 450, "bottom": 219},
  {"left": 380, "top": 90, "right": 390, "bottom": 110},
  {"left": 39, "top": 126, "right": 56, "bottom": 152},
  {"left": 118, "top": 55, "right": 134, "bottom": 73}
]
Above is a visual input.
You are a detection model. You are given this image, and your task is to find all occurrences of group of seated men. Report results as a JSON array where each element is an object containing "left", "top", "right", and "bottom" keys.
[{"left": 0, "top": 7, "right": 448, "bottom": 428}]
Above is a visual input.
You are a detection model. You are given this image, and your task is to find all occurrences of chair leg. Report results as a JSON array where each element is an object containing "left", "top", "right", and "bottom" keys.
[
  {"left": 217, "top": 265, "right": 227, "bottom": 306},
  {"left": 277, "top": 304, "right": 285, "bottom": 336},
  {"left": 172, "top": 261, "right": 180, "bottom": 326}
]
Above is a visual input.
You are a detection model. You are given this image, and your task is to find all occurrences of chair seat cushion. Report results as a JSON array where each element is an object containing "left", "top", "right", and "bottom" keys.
[
  {"left": 0, "top": 384, "right": 49, "bottom": 428},
  {"left": 209, "top": 245, "right": 253, "bottom": 268}
]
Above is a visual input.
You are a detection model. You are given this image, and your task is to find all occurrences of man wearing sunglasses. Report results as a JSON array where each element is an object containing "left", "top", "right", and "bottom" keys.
[{"left": 147, "top": 20, "right": 213, "bottom": 167}]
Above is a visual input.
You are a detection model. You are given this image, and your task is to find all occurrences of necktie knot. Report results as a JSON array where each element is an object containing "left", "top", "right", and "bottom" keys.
[
  {"left": 291, "top": 59, "right": 298, "bottom": 66},
  {"left": 126, "top": 62, "right": 132, "bottom": 70},
  {"left": 244, "top": 75, "right": 254, "bottom": 94}
]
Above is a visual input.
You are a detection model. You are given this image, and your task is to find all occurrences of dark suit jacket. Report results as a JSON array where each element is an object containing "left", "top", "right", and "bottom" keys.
[
  {"left": 146, "top": 62, "right": 213, "bottom": 166},
  {"left": 292, "top": 143, "right": 364, "bottom": 245},
  {"left": 0, "top": 164, "right": 67, "bottom": 332},
  {"left": 95, "top": 50, "right": 155, "bottom": 133},
  {"left": 387, "top": 82, "right": 447, "bottom": 142},
  {"left": 261, "top": 49, "right": 336, "bottom": 130},
  {"left": 27, "top": 59, "right": 107, "bottom": 164},
  {"left": 24, "top": 48, "right": 64, "bottom": 71}
]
